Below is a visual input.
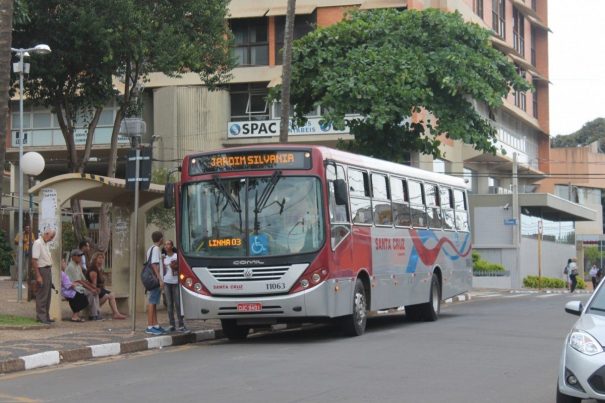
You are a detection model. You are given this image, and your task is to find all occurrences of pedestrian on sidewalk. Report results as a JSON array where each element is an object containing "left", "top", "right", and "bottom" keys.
[
  {"left": 78, "top": 240, "right": 91, "bottom": 274},
  {"left": 31, "top": 228, "right": 56, "bottom": 324},
  {"left": 14, "top": 224, "right": 36, "bottom": 295},
  {"left": 569, "top": 257, "right": 579, "bottom": 293},
  {"left": 60, "top": 258, "right": 88, "bottom": 322},
  {"left": 87, "top": 252, "right": 126, "bottom": 320},
  {"left": 65, "top": 249, "right": 101, "bottom": 320},
  {"left": 590, "top": 264, "right": 600, "bottom": 291},
  {"left": 564, "top": 258, "right": 571, "bottom": 290},
  {"left": 145, "top": 231, "right": 166, "bottom": 335},
  {"left": 162, "top": 240, "right": 188, "bottom": 333}
]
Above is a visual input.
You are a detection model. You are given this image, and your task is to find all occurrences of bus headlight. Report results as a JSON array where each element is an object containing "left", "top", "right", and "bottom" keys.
[
  {"left": 311, "top": 273, "right": 321, "bottom": 283},
  {"left": 194, "top": 283, "right": 202, "bottom": 292},
  {"left": 185, "top": 278, "right": 193, "bottom": 287},
  {"left": 301, "top": 279, "right": 309, "bottom": 288}
]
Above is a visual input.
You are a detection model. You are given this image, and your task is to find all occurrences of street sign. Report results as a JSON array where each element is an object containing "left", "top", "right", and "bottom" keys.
[
  {"left": 126, "top": 147, "right": 152, "bottom": 191},
  {"left": 504, "top": 218, "right": 517, "bottom": 225}
]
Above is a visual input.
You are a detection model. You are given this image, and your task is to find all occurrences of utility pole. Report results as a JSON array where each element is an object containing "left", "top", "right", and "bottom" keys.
[
  {"left": 512, "top": 152, "right": 520, "bottom": 289},
  {"left": 279, "top": 0, "right": 296, "bottom": 143}
]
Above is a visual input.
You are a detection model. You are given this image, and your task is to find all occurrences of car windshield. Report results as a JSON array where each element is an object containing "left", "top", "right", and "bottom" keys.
[
  {"left": 589, "top": 286, "right": 605, "bottom": 315},
  {"left": 182, "top": 176, "right": 324, "bottom": 258}
]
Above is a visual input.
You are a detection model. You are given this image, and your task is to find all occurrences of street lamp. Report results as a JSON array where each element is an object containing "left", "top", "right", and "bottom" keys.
[
  {"left": 11, "top": 44, "right": 51, "bottom": 302},
  {"left": 120, "top": 117, "right": 146, "bottom": 332}
]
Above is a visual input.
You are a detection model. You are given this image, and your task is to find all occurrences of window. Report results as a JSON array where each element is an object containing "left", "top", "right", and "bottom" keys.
[
  {"left": 425, "top": 184, "right": 442, "bottom": 229},
  {"left": 275, "top": 14, "right": 316, "bottom": 65},
  {"left": 441, "top": 187, "right": 455, "bottom": 230},
  {"left": 492, "top": 0, "right": 506, "bottom": 38},
  {"left": 532, "top": 79, "right": 539, "bottom": 118},
  {"left": 453, "top": 189, "right": 469, "bottom": 232},
  {"left": 513, "top": 8, "right": 525, "bottom": 57},
  {"left": 231, "top": 18, "right": 269, "bottom": 66},
  {"left": 463, "top": 167, "right": 476, "bottom": 193},
  {"left": 408, "top": 180, "right": 426, "bottom": 227},
  {"left": 230, "top": 83, "right": 270, "bottom": 121},
  {"left": 349, "top": 168, "right": 372, "bottom": 224},
  {"left": 391, "top": 177, "right": 411, "bottom": 227},
  {"left": 327, "top": 164, "right": 350, "bottom": 248},
  {"left": 433, "top": 158, "right": 446, "bottom": 174},
  {"left": 530, "top": 26, "right": 537, "bottom": 66},
  {"left": 514, "top": 68, "right": 527, "bottom": 111},
  {"left": 473, "top": 0, "right": 483, "bottom": 18},
  {"left": 372, "top": 173, "right": 392, "bottom": 226}
]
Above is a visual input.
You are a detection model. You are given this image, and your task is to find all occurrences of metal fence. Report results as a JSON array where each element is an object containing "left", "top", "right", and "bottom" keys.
[{"left": 473, "top": 270, "right": 511, "bottom": 277}]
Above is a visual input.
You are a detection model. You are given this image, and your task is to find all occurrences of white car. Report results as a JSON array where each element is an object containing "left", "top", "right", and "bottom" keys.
[{"left": 558, "top": 282, "right": 605, "bottom": 402}]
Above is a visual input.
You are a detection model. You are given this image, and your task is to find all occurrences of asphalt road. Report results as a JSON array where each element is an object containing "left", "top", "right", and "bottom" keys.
[{"left": 0, "top": 291, "right": 593, "bottom": 403}]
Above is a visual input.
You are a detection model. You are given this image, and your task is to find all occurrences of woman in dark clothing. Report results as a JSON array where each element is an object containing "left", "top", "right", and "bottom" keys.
[{"left": 86, "top": 252, "right": 126, "bottom": 319}]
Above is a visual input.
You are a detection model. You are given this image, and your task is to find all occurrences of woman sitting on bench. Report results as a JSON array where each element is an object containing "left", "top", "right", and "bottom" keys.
[{"left": 86, "top": 252, "right": 126, "bottom": 320}]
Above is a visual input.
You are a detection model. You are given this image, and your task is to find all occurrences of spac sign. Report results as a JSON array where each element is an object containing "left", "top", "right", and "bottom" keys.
[{"left": 227, "top": 117, "right": 351, "bottom": 138}]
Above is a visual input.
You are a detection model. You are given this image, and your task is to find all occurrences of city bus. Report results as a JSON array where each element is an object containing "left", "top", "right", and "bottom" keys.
[{"left": 165, "top": 145, "right": 472, "bottom": 339}]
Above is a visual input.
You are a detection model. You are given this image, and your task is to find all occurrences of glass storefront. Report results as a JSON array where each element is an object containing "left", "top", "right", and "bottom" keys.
[{"left": 521, "top": 213, "right": 575, "bottom": 244}]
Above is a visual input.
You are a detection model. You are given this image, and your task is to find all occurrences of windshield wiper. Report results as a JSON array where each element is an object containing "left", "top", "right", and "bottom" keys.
[
  {"left": 253, "top": 171, "right": 282, "bottom": 234},
  {"left": 213, "top": 175, "right": 241, "bottom": 213}
]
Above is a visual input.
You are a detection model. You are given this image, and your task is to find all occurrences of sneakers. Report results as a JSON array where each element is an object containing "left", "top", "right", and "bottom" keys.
[
  {"left": 177, "top": 326, "right": 190, "bottom": 333},
  {"left": 145, "top": 327, "right": 164, "bottom": 335},
  {"left": 167, "top": 326, "right": 176, "bottom": 332},
  {"left": 155, "top": 326, "right": 168, "bottom": 334}
]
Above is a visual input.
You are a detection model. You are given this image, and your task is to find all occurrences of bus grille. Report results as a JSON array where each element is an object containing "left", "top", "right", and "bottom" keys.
[{"left": 208, "top": 266, "right": 289, "bottom": 282}]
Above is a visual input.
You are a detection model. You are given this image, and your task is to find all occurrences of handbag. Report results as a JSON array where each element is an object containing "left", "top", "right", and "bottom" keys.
[{"left": 141, "top": 247, "right": 160, "bottom": 291}]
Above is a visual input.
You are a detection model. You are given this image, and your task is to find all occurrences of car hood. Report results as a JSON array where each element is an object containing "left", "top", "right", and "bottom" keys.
[{"left": 576, "top": 313, "right": 605, "bottom": 345}]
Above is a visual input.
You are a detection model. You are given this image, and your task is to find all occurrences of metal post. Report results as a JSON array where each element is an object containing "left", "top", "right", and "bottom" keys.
[
  {"left": 512, "top": 152, "right": 520, "bottom": 289},
  {"left": 16, "top": 51, "right": 24, "bottom": 301},
  {"left": 538, "top": 220, "right": 543, "bottom": 290},
  {"left": 130, "top": 143, "right": 140, "bottom": 332}
]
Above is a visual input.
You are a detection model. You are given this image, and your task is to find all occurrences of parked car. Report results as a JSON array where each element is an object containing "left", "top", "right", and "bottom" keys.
[{"left": 558, "top": 280, "right": 605, "bottom": 402}]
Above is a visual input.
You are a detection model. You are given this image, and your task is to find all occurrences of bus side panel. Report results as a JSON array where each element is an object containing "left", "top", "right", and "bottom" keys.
[{"left": 351, "top": 225, "right": 372, "bottom": 275}]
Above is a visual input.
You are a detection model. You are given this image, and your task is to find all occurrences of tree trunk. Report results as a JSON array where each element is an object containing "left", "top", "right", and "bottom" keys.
[
  {"left": 0, "top": 0, "right": 14, "bottom": 208},
  {"left": 278, "top": 0, "right": 296, "bottom": 143}
]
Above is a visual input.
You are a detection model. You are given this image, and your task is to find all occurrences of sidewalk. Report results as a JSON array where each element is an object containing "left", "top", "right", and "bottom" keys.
[{"left": 0, "top": 278, "right": 222, "bottom": 367}]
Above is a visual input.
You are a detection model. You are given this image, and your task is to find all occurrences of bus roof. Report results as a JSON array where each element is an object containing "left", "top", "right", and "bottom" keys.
[{"left": 186, "top": 144, "right": 468, "bottom": 189}]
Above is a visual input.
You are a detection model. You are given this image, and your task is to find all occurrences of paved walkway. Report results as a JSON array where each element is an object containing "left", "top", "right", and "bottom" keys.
[{"left": 0, "top": 278, "right": 221, "bottom": 362}]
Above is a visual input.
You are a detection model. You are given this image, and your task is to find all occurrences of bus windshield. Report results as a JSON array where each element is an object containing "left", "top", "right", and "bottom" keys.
[{"left": 182, "top": 176, "right": 324, "bottom": 258}]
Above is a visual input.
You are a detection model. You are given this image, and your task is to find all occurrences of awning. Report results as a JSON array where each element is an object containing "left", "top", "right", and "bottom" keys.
[
  {"left": 359, "top": 0, "right": 407, "bottom": 9},
  {"left": 508, "top": 53, "right": 537, "bottom": 74},
  {"left": 512, "top": 0, "right": 540, "bottom": 20},
  {"left": 230, "top": 65, "right": 283, "bottom": 85},
  {"left": 529, "top": 70, "right": 551, "bottom": 84},
  {"left": 490, "top": 35, "right": 516, "bottom": 56},
  {"left": 526, "top": 14, "right": 551, "bottom": 32},
  {"left": 266, "top": 4, "right": 317, "bottom": 16},
  {"left": 228, "top": 4, "right": 269, "bottom": 19}
]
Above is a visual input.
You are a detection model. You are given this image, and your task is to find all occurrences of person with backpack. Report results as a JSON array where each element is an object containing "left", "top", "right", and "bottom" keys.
[
  {"left": 564, "top": 258, "right": 571, "bottom": 290},
  {"left": 569, "top": 257, "right": 579, "bottom": 293},
  {"left": 145, "top": 231, "right": 166, "bottom": 335}
]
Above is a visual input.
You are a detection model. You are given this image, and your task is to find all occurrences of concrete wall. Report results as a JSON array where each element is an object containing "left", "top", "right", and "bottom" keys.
[{"left": 520, "top": 238, "right": 574, "bottom": 281}]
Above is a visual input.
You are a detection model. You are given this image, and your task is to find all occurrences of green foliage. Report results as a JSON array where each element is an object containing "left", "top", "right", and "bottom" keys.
[
  {"left": 0, "top": 314, "right": 38, "bottom": 326},
  {"left": 472, "top": 250, "right": 505, "bottom": 275},
  {"left": 146, "top": 168, "right": 175, "bottom": 230},
  {"left": 280, "top": 8, "right": 529, "bottom": 161},
  {"left": 0, "top": 230, "right": 14, "bottom": 276},
  {"left": 584, "top": 246, "right": 605, "bottom": 266},
  {"left": 62, "top": 222, "right": 78, "bottom": 252},
  {"left": 523, "top": 275, "right": 586, "bottom": 290},
  {"left": 551, "top": 118, "right": 605, "bottom": 148}
]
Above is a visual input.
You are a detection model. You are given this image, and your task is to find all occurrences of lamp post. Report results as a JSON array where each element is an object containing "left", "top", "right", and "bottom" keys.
[
  {"left": 120, "top": 117, "right": 146, "bottom": 332},
  {"left": 11, "top": 44, "right": 51, "bottom": 302}
]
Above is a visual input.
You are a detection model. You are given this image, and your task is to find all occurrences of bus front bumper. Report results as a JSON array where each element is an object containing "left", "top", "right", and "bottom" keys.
[{"left": 181, "top": 278, "right": 355, "bottom": 321}]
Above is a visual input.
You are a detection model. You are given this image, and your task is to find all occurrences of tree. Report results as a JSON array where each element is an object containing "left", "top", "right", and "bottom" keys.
[
  {"left": 551, "top": 117, "right": 605, "bottom": 149},
  {"left": 283, "top": 8, "right": 530, "bottom": 162},
  {"left": 146, "top": 168, "right": 175, "bottom": 231},
  {"left": 12, "top": 0, "right": 234, "bottom": 249},
  {"left": 278, "top": 0, "right": 296, "bottom": 143}
]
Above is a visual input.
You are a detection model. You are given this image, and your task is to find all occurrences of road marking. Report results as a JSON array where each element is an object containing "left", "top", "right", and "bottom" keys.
[{"left": 537, "top": 294, "right": 560, "bottom": 298}]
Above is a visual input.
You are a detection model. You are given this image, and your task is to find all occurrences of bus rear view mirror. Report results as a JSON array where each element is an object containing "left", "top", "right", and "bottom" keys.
[
  {"left": 334, "top": 179, "right": 348, "bottom": 205},
  {"left": 164, "top": 183, "right": 175, "bottom": 209}
]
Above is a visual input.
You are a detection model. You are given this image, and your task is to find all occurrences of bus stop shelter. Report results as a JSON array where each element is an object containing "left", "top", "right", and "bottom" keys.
[{"left": 29, "top": 173, "right": 165, "bottom": 322}]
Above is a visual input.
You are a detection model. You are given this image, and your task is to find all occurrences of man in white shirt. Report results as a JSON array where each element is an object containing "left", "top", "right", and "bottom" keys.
[{"left": 32, "top": 228, "right": 56, "bottom": 324}]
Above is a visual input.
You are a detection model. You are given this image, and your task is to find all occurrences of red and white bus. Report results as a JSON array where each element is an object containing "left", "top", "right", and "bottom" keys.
[{"left": 167, "top": 145, "right": 472, "bottom": 339}]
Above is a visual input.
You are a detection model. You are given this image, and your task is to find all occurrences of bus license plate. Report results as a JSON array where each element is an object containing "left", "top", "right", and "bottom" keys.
[{"left": 237, "top": 303, "right": 262, "bottom": 312}]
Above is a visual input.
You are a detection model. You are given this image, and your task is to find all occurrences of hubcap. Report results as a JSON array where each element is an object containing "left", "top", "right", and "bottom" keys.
[
  {"left": 432, "top": 283, "right": 439, "bottom": 313},
  {"left": 354, "top": 292, "right": 366, "bottom": 325}
]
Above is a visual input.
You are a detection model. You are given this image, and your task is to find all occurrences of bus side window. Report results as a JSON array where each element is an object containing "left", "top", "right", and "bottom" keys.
[
  {"left": 440, "top": 186, "right": 455, "bottom": 230},
  {"left": 349, "top": 168, "right": 372, "bottom": 225},
  {"left": 391, "top": 177, "right": 411, "bottom": 227},
  {"left": 454, "top": 189, "right": 469, "bottom": 231},
  {"left": 425, "top": 184, "right": 442, "bottom": 229},
  {"left": 327, "top": 164, "right": 351, "bottom": 249},
  {"left": 408, "top": 180, "right": 426, "bottom": 227},
  {"left": 372, "top": 173, "right": 392, "bottom": 226}
]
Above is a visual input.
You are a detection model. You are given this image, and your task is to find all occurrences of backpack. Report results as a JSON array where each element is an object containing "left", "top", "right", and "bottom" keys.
[
  {"left": 563, "top": 265, "right": 569, "bottom": 275},
  {"left": 141, "top": 246, "right": 160, "bottom": 291}
]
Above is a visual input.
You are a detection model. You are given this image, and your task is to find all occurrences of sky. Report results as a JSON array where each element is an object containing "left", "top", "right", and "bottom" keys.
[{"left": 549, "top": 0, "right": 605, "bottom": 136}]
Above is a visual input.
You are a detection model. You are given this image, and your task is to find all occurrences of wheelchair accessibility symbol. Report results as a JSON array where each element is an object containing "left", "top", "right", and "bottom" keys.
[{"left": 250, "top": 234, "right": 269, "bottom": 256}]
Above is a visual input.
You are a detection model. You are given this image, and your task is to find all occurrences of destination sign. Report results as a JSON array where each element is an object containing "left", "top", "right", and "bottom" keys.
[
  {"left": 190, "top": 150, "right": 311, "bottom": 174},
  {"left": 207, "top": 238, "right": 243, "bottom": 248}
]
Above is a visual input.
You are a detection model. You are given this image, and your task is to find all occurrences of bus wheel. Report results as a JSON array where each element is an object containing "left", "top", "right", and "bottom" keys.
[
  {"left": 341, "top": 278, "right": 368, "bottom": 336},
  {"left": 221, "top": 319, "right": 249, "bottom": 340},
  {"left": 405, "top": 274, "right": 441, "bottom": 322}
]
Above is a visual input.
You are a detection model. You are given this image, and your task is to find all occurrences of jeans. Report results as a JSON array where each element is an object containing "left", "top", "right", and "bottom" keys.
[
  {"left": 164, "top": 283, "right": 184, "bottom": 328},
  {"left": 570, "top": 275, "right": 578, "bottom": 293}
]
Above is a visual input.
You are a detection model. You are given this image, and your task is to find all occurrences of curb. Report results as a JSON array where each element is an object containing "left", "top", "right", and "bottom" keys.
[
  {"left": 510, "top": 289, "right": 591, "bottom": 295},
  {"left": 0, "top": 329, "right": 220, "bottom": 375},
  {"left": 0, "top": 294, "right": 470, "bottom": 375}
]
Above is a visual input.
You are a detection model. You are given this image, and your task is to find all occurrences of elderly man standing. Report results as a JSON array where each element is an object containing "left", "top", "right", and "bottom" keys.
[
  {"left": 31, "top": 228, "right": 56, "bottom": 324},
  {"left": 66, "top": 249, "right": 101, "bottom": 320}
]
